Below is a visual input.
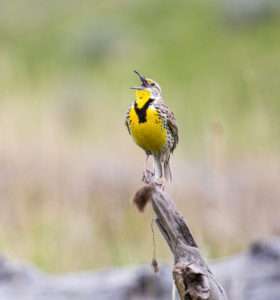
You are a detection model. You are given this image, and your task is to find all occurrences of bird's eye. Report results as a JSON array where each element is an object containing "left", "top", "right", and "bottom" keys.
[{"left": 151, "top": 83, "right": 155, "bottom": 86}]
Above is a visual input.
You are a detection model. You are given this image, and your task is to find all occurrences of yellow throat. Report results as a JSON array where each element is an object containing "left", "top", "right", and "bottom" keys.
[
  {"left": 135, "top": 89, "right": 151, "bottom": 108},
  {"left": 129, "top": 89, "right": 167, "bottom": 154}
]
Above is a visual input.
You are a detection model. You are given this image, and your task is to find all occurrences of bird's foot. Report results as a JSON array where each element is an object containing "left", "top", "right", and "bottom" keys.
[
  {"left": 142, "top": 169, "right": 154, "bottom": 184},
  {"left": 153, "top": 177, "right": 166, "bottom": 190}
]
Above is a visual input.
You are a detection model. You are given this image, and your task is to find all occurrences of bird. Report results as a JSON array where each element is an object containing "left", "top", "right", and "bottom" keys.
[{"left": 125, "top": 70, "right": 178, "bottom": 186}]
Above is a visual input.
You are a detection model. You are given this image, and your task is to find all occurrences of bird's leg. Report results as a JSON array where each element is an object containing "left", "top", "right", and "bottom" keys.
[
  {"left": 153, "top": 156, "right": 166, "bottom": 190},
  {"left": 142, "top": 154, "right": 154, "bottom": 184}
]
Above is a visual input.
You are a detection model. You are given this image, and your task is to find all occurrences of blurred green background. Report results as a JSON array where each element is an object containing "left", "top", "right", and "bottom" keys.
[{"left": 0, "top": 0, "right": 280, "bottom": 272}]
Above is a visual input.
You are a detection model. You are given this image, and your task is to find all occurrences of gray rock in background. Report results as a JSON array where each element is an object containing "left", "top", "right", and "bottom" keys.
[
  {"left": 212, "top": 238, "right": 280, "bottom": 300},
  {"left": 0, "top": 257, "right": 172, "bottom": 300},
  {"left": 0, "top": 238, "right": 280, "bottom": 299}
]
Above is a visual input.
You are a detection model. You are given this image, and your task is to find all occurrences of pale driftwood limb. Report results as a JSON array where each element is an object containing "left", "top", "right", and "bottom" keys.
[{"left": 133, "top": 184, "right": 228, "bottom": 300}]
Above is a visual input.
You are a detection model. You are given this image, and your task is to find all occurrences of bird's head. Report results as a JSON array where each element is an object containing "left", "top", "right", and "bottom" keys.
[{"left": 131, "top": 70, "right": 162, "bottom": 108}]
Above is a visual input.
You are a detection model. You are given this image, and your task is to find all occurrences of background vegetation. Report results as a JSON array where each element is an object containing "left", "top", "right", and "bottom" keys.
[{"left": 0, "top": 0, "right": 279, "bottom": 272}]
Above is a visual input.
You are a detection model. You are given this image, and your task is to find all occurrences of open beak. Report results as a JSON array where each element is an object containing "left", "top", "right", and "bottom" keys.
[
  {"left": 130, "top": 70, "right": 148, "bottom": 90},
  {"left": 130, "top": 86, "right": 144, "bottom": 90}
]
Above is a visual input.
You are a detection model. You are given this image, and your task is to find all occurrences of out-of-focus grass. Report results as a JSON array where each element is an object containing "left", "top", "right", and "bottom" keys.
[
  {"left": 0, "top": 0, "right": 280, "bottom": 272},
  {"left": 1, "top": 0, "right": 280, "bottom": 152}
]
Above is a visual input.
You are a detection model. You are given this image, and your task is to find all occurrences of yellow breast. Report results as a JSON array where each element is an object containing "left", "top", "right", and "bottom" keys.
[{"left": 129, "top": 105, "right": 167, "bottom": 154}]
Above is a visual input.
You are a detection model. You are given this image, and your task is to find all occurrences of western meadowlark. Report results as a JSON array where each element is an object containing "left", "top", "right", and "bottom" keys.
[{"left": 125, "top": 70, "right": 178, "bottom": 186}]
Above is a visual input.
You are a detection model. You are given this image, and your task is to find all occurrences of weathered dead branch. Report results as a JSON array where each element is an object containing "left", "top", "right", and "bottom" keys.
[{"left": 133, "top": 184, "right": 227, "bottom": 300}]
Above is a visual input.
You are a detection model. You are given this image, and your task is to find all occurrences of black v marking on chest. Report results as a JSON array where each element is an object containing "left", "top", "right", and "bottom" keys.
[{"left": 134, "top": 98, "right": 154, "bottom": 123}]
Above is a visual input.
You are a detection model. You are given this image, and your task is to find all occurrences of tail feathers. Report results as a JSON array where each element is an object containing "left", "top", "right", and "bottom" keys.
[
  {"left": 164, "top": 160, "right": 172, "bottom": 182},
  {"left": 154, "top": 156, "right": 172, "bottom": 182}
]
